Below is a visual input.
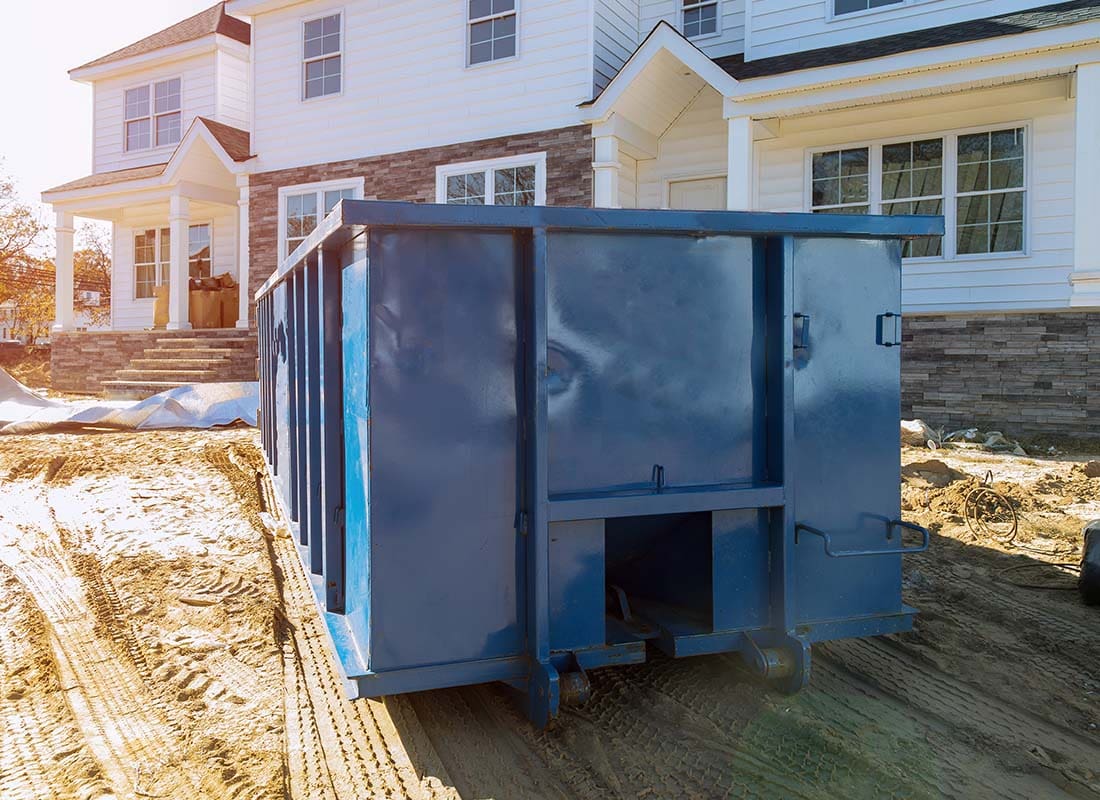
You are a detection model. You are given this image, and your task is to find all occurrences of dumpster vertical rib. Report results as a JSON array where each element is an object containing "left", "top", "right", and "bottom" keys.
[
  {"left": 286, "top": 272, "right": 301, "bottom": 522},
  {"left": 318, "top": 246, "right": 346, "bottom": 613},
  {"left": 303, "top": 255, "right": 324, "bottom": 574},
  {"left": 525, "top": 226, "right": 559, "bottom": 726},
  {"left": 294, "top": 269, "right": 310, "bottom": 536}
]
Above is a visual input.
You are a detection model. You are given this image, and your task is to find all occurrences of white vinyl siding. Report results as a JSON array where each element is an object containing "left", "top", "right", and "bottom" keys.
[
  {"left": 748, "top": 0, "right": 1044, "bottom": 60},
  {"left": 215, "top": 49, "right": 252, "bottom": 131},
  {"left": 248, "top": 0, "right": 593, "bottom": 174},
  {"left": 593, "top": 0, "right": 639, "bottom": 93},
  {"left": 640, "top": 0, "right": 744, "bottom": 58}
]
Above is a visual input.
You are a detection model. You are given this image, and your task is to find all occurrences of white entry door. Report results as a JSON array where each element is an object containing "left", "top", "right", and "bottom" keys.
[{"left": 668, "top": 177, "right": 728, "bottom": 210}]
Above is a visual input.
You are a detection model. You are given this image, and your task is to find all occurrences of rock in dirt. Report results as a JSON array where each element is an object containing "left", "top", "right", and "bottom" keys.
[
  {"left": 901, "top": 459, "right": 966, "bottom": 487},
  {"left": 1077, "top": 461, "right": 1100, "bottom": 479},
  {"left": 901, "top": 419, "right": 940, "bottom": 448}
]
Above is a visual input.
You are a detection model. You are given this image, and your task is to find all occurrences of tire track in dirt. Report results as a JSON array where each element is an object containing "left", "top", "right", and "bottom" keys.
[
  {"left": 819, "top": 637, "right": 1100, "bottom": 798},
  {"left": 0, "top": 523, "right": 195, "bottom": 798},
  {"left": 0, "top": 563, "right": 114, "bottom": 800},
  {"left": 207, "top": 442, "right": 455, "bottom": 800}
]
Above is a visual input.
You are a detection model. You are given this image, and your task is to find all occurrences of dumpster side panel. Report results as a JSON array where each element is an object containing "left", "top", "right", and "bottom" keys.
[
  {"left": 272, "top": 281, "right": 293, "bottom": 508},
  {"left": 367, "top": 229, "right": 524, "bottom": 671},
  {"left": 791, "top": 237, "right": 903, "bottom": 624},
  {"left": 545, "top": 232, "right": 765, "bottom": 496},
  {"left": 342, "top": 253, "right": 372, "bottom": 656}
]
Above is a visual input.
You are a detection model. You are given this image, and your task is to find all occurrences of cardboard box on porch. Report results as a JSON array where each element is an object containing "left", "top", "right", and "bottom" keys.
[
  {"left": 189, "top": 289, "right": 222, "bottom": 329},
  {"left": 152, "top": 286, "right": 170, "bottom": 328}
]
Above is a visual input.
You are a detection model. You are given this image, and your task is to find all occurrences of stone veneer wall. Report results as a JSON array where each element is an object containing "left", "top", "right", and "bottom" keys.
[
  {"left": 247, "top": 124, "right": 593, "bottom": 307},
  {"left": 51, "top": 330, "right": 257, "bottom": 394},
  {"left": 902, "top": 312, "right": 1100, "bottom": 439}
]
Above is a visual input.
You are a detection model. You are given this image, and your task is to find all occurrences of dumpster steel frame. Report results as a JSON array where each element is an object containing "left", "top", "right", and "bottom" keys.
[{"left": 257, "top": 201, "right": 943, "bottom": 727}]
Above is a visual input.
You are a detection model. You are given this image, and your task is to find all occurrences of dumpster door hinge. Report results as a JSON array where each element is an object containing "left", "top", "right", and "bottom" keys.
[
  {"left": 517, "top": 511, "right": 529, "bottom": 536},
  {"left": 876, "top": 312, "right": 902, "bottom": 347},
  {"left": 333, "top": 506, "right": 345, "bottom": 527}
]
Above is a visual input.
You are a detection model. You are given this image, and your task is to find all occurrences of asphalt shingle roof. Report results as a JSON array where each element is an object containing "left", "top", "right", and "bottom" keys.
[
  {"left": 72, "top": 2, "right": 250, "bottom": 73},
  {"left": 715, "top": 0, "right": 1100, "bottom": 80}
]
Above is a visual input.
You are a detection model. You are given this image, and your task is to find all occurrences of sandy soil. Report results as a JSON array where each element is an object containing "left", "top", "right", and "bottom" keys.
[{"left": 0, "top": 428, "right": 1096, "bottom": 799}]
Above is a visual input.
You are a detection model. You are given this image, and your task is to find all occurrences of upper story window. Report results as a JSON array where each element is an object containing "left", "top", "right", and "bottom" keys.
[
  {"left": 468, "top": 0, "right": 517, "bottom": 66},
  {"left": 125, "top": 78, "right": 181, "bottom": 152},
  {"left": 682, "top": 0, "right": 719, "bottom": 38},
  {"left": 303, "top": 13, "right": 342, "bottom": 100},
  {"left": 809, "top": 126, "right": 1026, "bottom": 259},
  {"left": 833, "top": 0, "right": 902, "bottom": 15},
  {"left": 436, "top": 153, "right": 546, "bottom": 206}
]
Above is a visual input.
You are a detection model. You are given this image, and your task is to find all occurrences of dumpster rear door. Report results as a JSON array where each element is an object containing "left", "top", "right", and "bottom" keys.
[{"left": 791, "top": 237, "right": 904, "bottom": 625}]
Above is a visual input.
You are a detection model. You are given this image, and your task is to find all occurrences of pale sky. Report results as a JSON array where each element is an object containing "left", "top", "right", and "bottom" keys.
[{"left": 0, "top": 1, "right": 219, "bottom": 248}]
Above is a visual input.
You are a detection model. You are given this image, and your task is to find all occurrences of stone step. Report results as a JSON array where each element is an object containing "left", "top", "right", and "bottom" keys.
[
  {"left": 154, "top": 336, "right": 256, "bottom": 348},
  {"left": 101, "top": 380, "right": 190, "bottom": 400},
  {"left": 128, "top": 357, "right": 249, "bottom": 371},
  {"left": 144, "top": 347, "right": 254, "bottom": 359},
  {"left": 114, "top": 368, "right": 222, "bottom": 382}
]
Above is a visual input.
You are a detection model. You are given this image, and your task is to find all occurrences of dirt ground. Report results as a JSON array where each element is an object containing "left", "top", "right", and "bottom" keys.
[{"left": 0, "top": 428, "right": 1096, "bottom": 800}]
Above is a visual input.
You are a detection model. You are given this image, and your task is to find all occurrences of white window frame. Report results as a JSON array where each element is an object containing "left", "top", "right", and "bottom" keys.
[
  {"left": 124, "top": 77, "right": 183, "bottom": 153},
  {"left": 466, "top": 0, "right": 519, "bottom": 69},
  {"left": 804, "top": 121, "right": 1031, "bottom": 263},
  {"left": 132, "top": 221, "right": 213, "bottom": 301},
  {"left": 278, "top": 177, "right": 365, "bottom": 261},
  {"left": 435, "top": 152, "right": 547, "bottom": 206},
  {"left": 301, "top": 10, "right": 344, "bottom": 102},
  {"left": 681, "top": 0, "right": 721, "bottom": 40},
  {"left": 827, "top": 0, "right": 935, "bottom": 22}
]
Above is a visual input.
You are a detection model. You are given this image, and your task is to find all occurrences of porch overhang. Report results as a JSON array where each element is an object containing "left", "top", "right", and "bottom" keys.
[{"left": 723, "top": 20, "right": 1100, "bottom": 118}]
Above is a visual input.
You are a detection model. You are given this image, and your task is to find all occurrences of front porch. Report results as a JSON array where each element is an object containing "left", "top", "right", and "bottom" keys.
[{"left": 43, "top": 118, "right": 257, "bottom": 395}]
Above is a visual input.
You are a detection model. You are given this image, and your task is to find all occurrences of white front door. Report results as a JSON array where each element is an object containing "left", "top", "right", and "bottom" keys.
[{"left": 668, "top": 177, "right": 728, "bottom": 210}]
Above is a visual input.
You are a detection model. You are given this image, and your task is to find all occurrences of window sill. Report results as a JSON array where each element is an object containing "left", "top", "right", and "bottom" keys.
[
  {"left": 301, "top": 89, "right": 344, "bottom": 104},
  {"left": 826, "top": 0, "right": 937, "bottom": 24},
  {"left": 464, "top": 54, "right": 520, "bottom": 71},
  {"left": 685, "top": 30, "right": 722, "bottom": 42},
  {"left": 125, "top": 142, "right": 178, "bottom": 156}
]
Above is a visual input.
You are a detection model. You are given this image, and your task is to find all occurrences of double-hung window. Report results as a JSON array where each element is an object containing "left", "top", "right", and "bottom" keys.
[
  {"left": 125, "top": 78, "right": 181, "bottom": 151},
  {"left": 468, "top": 0, "right": 517, "bottom": 65},
  {"left": 436, "top": 154, "right": 546, "bottom": 206},
  {"left": 281, "top": 181, "right": 362, "bottom": 258},
  {"left": 303, "top": 13, "right": 342, "bottom": 100},
  {"left": 682, "top": 0, "right": 719, "bottom": 38},
  {"left": 134, "top": 223, "right": 212, "bottom": 298},
  {"left": 810, "top": 126, "right": 1026, "bottom": 259},
  {"left": 134, "top": 228, "right": 170, "bottom": 299}
]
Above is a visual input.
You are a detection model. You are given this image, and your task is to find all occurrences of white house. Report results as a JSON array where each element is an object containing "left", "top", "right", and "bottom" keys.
[{"left": 44, "top": 0, "right": 1100, "bottom": 433}]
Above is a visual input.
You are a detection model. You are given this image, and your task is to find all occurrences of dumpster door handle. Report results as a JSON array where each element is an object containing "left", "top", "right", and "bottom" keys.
[
  {"left": 793, "top": 313, "right": 810, "bottom": 351},
  {"left": 795, "top": 520, "right": 930, "bottom": 558}
]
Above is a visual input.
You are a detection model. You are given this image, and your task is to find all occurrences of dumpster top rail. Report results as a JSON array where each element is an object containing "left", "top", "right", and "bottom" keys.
[{"left": 255, "top": 200, "right": 944, "bottom": 302}]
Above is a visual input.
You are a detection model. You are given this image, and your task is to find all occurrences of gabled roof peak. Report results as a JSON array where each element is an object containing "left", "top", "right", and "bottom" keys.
[{"left": 71, "top": 2, "right": 250, "bottom": 75}]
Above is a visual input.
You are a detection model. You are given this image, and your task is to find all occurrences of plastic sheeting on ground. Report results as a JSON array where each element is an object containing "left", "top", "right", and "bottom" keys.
[{"left": 0, "top": 370, "right": 258, "bottom": 434}]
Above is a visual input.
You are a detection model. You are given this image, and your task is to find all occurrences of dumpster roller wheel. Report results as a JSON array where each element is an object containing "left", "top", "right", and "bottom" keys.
[{"left": 743, "top": 632, "right": 811, "bottom": 694}]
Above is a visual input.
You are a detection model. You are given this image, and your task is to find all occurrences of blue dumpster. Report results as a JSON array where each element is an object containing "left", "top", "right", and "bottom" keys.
[{"left": 256, "top": 201, "right": 943, "bottom": 726}]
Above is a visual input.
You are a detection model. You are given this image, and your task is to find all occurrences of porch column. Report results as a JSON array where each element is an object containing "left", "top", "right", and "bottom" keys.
[
  {"left": 167, "top": 193, "right": 192, "bottom": 330},
  {"left": 236, "top": 177, "right": 251, "bottom": 329},
  {"left": 52, "top": 211, "right": 76, "bottom": 332},
  {"left": 726, "top": 115, "right": 754, "bottom": 210},
  {"left": 592, "top": 135, "right": 621, "bottom": 208},
  {"left": 1071, "top": 62, "right": 1100, "bottom": 306}
]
